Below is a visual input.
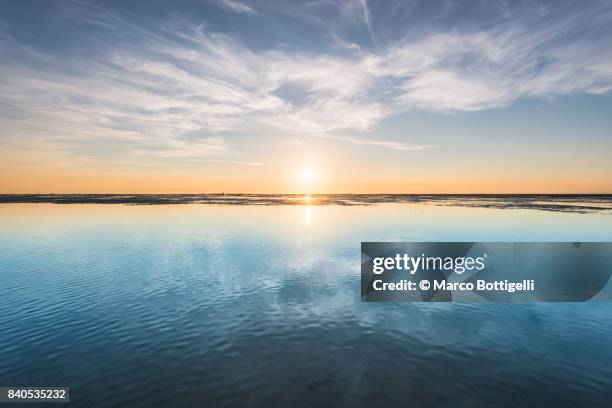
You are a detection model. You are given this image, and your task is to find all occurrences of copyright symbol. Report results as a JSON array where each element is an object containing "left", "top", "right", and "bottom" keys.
[{"left": 419, "top": 280, "right": 430, "bottom": 290}]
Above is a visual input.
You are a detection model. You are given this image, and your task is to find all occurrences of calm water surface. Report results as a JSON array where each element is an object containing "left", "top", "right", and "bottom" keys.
[{"left": 1, "top": 203, "right": 612, "bottom": 407}]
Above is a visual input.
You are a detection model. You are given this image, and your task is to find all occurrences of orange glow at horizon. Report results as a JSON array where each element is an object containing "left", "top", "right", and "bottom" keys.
[
  {"left": 2, "top": 147, "right": 612, "bottom": 194},
  {"left": 1, "top": 165, "right": 612, "bottom": 194}
]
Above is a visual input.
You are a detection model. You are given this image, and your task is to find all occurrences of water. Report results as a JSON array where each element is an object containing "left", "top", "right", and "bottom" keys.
[{"left": 1, "top": 202, "right": 612, "bottom": 407}]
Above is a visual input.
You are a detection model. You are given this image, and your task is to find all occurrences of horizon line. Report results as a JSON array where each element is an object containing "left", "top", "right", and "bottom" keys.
[{"left": 2, "top": 193, "right": 612, "bottom": 196}]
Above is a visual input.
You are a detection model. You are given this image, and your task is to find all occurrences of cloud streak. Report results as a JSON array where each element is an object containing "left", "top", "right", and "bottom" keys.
[{"left": 218, "top": 0, "right": 258, "bottom": 15}]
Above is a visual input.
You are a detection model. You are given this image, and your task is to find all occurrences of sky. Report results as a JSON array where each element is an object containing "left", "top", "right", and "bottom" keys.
[{"left": 1, "top": 0, "right": 612, "bottom": 193}]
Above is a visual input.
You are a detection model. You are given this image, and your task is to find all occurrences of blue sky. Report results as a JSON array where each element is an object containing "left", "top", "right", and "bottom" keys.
[{"left": 1, "top": 0, "right": 611, "bottom": 192}]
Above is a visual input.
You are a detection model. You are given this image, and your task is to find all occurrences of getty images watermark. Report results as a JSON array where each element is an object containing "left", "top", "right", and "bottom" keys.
[{"left": 361, "top": 242, "right": 612, "bottom": 302}]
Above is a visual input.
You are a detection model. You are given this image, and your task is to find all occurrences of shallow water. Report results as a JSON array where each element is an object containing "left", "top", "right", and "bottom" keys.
[{"left": 1, "top": 203, "right": 612, "bottom": 407}]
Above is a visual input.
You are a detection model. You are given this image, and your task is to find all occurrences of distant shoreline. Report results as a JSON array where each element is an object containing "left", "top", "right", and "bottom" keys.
[{"left": 1, "top": 194, "right": 612, "bottom": 213}]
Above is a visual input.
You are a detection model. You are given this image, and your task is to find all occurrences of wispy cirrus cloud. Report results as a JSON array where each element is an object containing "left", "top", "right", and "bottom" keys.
[
  {"left": 322, "top": 134, "right": 433, "bottom": 151},
  {"left": 1, "top": 0, "right": 612, "bottom": 166},
  {"left": 217, "top": 0, "right": 258, "bottom": 15}
]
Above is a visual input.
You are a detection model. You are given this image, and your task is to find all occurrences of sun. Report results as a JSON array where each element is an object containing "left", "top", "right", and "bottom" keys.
[{"left": 302, "top": 167, "right": 314, "bottom": 182}]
